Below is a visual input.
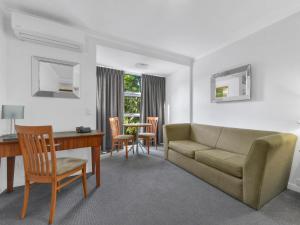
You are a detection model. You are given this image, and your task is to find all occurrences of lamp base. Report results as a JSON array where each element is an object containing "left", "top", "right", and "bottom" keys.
[{"left": 0, "top": 134, "right": 17, "bottom": 141}]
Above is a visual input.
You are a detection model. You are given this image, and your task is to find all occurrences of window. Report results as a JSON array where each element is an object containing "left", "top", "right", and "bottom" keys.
[{"left": 123, "top": 74, "right": 141, "bottom": 134}]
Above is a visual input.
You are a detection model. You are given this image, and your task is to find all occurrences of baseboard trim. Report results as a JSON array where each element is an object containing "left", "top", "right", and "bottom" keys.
[{"left": 288, "top": 182, "right": 300, "bottom": 193}]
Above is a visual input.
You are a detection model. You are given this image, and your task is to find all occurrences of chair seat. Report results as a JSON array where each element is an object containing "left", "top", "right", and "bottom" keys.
[
  {"left": 169, "top": 140, "right": 211, "bottom": 158},
  {"left": 195, "top": 149, "right": 246, "bottom": 178},
  {"left": 54, "top": 157, "right": 87, "bottom": 175},
  {"left": 138, "top": 132, "right": 155, "bottom": 137},
  {"left": 115, "top": 134, "right": 134, "bottom": 140}
]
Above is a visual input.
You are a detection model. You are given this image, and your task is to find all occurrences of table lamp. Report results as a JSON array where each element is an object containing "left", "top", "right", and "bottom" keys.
[{"left": 1, "top": 105, "right": 24, "bottom": 139}]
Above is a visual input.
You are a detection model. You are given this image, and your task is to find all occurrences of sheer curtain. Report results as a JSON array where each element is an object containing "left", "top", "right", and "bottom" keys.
[
  {"left": 141, "top": 74, "right": 166, "bottom": 144},
  {"left": 96, "top": 67, "right": 124, "bottom": 152}
]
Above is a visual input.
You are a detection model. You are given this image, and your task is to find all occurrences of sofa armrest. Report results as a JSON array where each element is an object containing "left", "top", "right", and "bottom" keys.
[
  {"left": 243, "top": 133, "right": 297, "bottom": 209},
  {"left": 163, "top": 123, "right": 191, "bottom": 159}
]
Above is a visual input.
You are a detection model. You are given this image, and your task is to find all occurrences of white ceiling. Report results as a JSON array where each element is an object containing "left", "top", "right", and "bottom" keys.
[
  {"left": 96, "top": 45, "right": 188, "bottom": 76},
  {"left": 1, "top": 0, "right": 300, "bottom": 58}
]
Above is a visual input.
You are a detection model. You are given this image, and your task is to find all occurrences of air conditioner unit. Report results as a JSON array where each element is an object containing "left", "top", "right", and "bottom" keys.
[{"left": 11, "top": 12, "right": 85, "bottom": 52}]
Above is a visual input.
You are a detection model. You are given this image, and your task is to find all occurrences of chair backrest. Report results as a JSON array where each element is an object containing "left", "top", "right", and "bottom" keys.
[
  {"left": 146, "top": 117, "right": 159, "bottom": 134},
  {"left": 109, "top": 117, "right": 121, "bottom": 138},
  {"left": 15, "top": 125, "right": 57, "bottom": 178}
]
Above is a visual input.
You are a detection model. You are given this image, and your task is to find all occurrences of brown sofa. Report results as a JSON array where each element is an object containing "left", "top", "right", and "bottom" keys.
[{"left": 163, "top": 123, "right": 297, "bottom": 209}]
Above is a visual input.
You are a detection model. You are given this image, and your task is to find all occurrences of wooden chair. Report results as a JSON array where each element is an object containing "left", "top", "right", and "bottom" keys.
[
  {"left": 138, "top": 117, "right": 159, "bottom": 154},
  {"left": 109, "top": 117, "right": 135, "bottom": 159},
  {"left": 15, "top": 125, "right": 88, "bottom": 224}
]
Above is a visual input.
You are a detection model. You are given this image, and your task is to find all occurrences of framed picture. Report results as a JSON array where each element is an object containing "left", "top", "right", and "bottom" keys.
[{"left": 211, "top": 64, "right": 251, "bottom": 103}]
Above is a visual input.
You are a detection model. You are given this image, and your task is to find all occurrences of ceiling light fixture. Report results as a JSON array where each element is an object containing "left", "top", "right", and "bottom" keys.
[{"left": 135, "top": 63, "right": 149, "bottom": 69}]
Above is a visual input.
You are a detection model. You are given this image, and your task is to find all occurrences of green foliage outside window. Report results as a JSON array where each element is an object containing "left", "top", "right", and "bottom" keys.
[
  {"left": 124, "top": 74, "right": 141, "bottom": 92},
  {"left": 123, "top": 74, "right": 141, "bottom": 136},
  {"left": 124, "top": 116, "right": 139, "bottom": 135},
  {"left": 124, "top": 96, "right": 140, "bottom": 135},
  {"left": 124, "top": 96, "right": 141, "bottom": 114}
]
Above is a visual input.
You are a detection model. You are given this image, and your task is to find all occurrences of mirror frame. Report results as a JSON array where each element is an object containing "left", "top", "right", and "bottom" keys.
[
  {"left": 32, "top": 56, "right": 80, "bottom": 99},
  {"left": 211, "top": 64, "right": 251, "bottom": 103}
]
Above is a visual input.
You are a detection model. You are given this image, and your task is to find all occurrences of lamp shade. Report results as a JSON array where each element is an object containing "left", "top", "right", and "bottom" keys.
[{"left": 1, "top": 105, "right": 24, "bottom": 119}]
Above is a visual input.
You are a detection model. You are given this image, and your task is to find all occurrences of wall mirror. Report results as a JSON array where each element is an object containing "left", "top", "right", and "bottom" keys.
[
  {"left": 32, "top": 56, "right": 80, "bottom": 98},
  {"left": 211, "top": 64, "right": 251, "bottom": 103}
]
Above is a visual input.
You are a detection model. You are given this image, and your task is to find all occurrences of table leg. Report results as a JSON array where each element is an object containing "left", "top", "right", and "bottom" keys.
[
  {"left": 93, "top": 146, "right": 101, "bottom": 187},
  {"left": 7, "top": 156, "right": 15, "bottom": 193},
  {"left": 91, "top": 147, "right": 95, "bottom": 175},
  {"left": 136, "top": 128, "right": 139, "bottom": 154},
  {"left": 0, "top": 157, "right": 1, "bottom": 191}
]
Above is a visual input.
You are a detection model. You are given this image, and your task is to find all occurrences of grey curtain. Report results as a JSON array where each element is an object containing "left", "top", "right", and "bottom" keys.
[
  {"left": 141, "top": 74, "right": 165, "bottom": 144},
  {"left": 96, "top": 67, "right": 124, "bottom": 152}
]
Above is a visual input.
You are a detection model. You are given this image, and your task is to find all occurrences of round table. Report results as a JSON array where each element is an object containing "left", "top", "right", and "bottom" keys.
[{"left": 123, "top": 123, "right": 152, "bottom": 153}]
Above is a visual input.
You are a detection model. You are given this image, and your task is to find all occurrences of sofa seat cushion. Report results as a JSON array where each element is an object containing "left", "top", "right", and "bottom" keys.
[
  {"left": 195, "top": 149, "right": 246, "bottom": 178},
  {"left": 169, "top": 140, "right": 211, "bottom": 158}
]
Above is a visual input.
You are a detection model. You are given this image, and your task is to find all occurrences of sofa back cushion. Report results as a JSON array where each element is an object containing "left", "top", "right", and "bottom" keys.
[
  {"left": 191, "top": 124, "right": 223, "bottom": 147},
  {"left": 216, "top": 127, "right": 277, "bottom": 155}
]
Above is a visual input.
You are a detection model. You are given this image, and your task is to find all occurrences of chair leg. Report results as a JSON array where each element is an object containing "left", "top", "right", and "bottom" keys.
[
  {"left": 111, "top": 140, "right": 114, "bottom": 157},
  {"left": 147, "top": 138, "right": 150, "bottom": 155},
  {"left": 82, "top": 165, "right": 88, "bottom": 198},
  {"left": 21, "top": 179, "right": 30, "bottom": 219},
  {"left": 117, "top": 141, "right": 119, "bottom": 153},
  {"left": 132, "top": 139, "right": 135, "bottom": 154},
  {"left": 125, "top": 140, "right": 128, "bottom": 159},
  {"left": 49, "top": 182, "right": 57, "bottom": 224},
  {"left": 155, "top": 137, "right": 158, "bottom": 150}
]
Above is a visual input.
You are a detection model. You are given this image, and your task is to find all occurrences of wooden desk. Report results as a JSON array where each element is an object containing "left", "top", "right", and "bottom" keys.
[{"left": 0, "top": 131, "right": 104, "bottom": 193}]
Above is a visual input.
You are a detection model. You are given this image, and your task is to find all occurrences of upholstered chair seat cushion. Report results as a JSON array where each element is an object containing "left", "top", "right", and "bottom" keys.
[
  {"left": 169, "top": 140, "right": 211, "bottom": 158},
  {"left": 195, "top": 149, "right": 246, "bottom": 178},
  {"left": 53, "top": 158, "right": 87, "bottom": 175},
  {"left": 115, "top": 134, "right": 134, "bottom": 140},
  {"left": 138, "top": 132, "right": 155, "bottom": 137}
]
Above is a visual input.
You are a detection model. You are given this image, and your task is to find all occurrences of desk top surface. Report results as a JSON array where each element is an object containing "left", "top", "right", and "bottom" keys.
[{"left": 0, "top": 130, "right": 104, "bottom": 144}]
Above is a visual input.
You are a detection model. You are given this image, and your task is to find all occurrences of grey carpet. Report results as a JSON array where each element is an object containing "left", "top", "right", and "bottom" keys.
[{"left": 1, "top": 148, "right": 300, "bottom": 225}]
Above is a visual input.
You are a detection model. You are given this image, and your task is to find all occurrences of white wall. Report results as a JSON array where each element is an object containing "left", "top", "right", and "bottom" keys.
[
  {"left": 166, "top": 67, "right": 191, "bottom": 124},
  {"left": 0, "top": 20, "right": 97, "bottom": 192},
  {"left": 193, "top": 12, "right": 300, "bottom": 192},
  {"left": 0, "top": 10, "right": 8, "bottom": 193},
  {"left": 0, "top": 10, "right": 7, "bottom": 134}
]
